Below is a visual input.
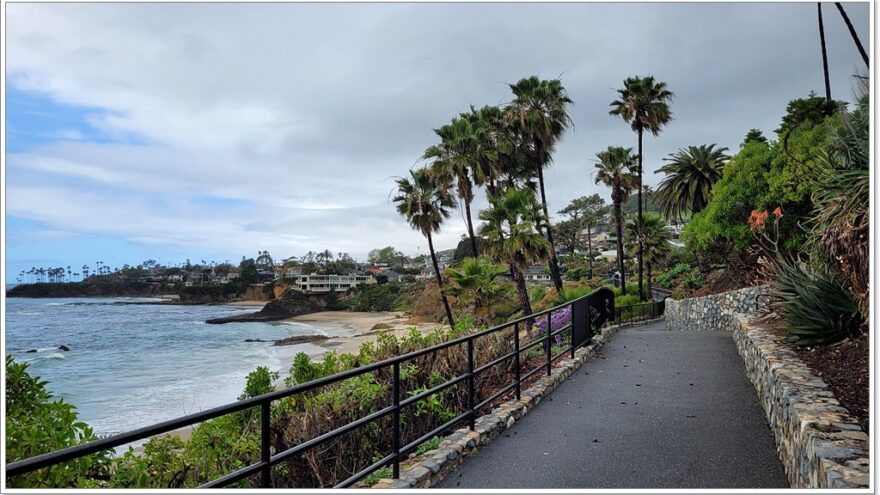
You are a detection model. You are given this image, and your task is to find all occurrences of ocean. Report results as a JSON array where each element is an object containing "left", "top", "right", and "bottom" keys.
[{"left": 4, "top": 297, "right": 328, "bottom": 438}]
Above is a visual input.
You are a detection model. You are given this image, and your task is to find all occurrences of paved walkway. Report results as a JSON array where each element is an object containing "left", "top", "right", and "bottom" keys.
[{"left": 438, "top": 321, "right": 788, "bottom": 489}]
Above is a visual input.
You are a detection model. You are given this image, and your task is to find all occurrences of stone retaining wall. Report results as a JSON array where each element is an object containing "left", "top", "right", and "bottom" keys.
[
  {"left": 665, "top": 285, "right": 768, "bottom": 331},
  {"left": 732, "top": 314, "right": 869, "bottom": 488},
  {"left": 369, "top": 323, "right": 623, "bottom": 489}
]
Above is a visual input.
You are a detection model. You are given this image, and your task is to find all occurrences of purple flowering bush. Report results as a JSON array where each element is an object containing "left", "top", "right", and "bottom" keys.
[{"left": 532, "top": 306, "right": 572, "bottom": 346}]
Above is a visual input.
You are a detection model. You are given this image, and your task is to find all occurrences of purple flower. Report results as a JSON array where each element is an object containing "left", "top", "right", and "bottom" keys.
[{"left": 532, "top": 307, "right": 572, "bottom": 346}]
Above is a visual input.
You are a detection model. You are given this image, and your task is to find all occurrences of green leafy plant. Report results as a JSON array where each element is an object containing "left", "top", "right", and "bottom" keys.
[
  {"left": 5, "top": 356, "right": 112, "bottom": 488},
  {"left": 770, "top": 257, "right": 861, "bottom": 346}
]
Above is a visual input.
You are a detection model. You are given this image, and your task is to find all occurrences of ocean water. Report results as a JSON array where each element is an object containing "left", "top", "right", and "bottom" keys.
[{"left": 5, "top": 297, "right": 329, "bottom": 438}]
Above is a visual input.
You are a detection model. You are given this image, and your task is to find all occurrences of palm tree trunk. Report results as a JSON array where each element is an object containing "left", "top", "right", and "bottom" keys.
[
  {"left": 428, "top": 232, "right": 455, "bottom": 329},
  {"left": 646, "top": 260, "right": 654, "bottom": 301},
  {"left": 535, "top": 144, "right": 564, "bottom": 292},
  {"left": 818, "top": 3, "right": 832, "bottom": 101},
  {"left": 510, "top": 262, "right": 532, "bottom": 318},
  {"left": 637, "top": 128, "right": 645, "bottom": 300},
  {"left": 464, "top": 199, "right": 479, "bottom": 257},
  {"left": 614, "top": 190, "right": 627, "bottom": 295},
  {"left": 587, "top": 224, "right": 594, "bottom": 279},
  {"left": 835, "top": 3, "right": 869, "bottom": 66}
]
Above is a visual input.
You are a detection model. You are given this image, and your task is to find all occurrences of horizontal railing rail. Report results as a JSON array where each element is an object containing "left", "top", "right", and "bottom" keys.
[{"left": 6, "top": 287, "right": 654, "bottom": 489}]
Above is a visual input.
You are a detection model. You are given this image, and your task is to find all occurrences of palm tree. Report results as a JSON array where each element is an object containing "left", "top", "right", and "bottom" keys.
[
  {"left": 506, "top": 76, "right": 574, "bottom": 292},
  {"left": 610, "top": 75, "right": 674, "bottom": 300},
  {"left": 393, "top": 168, "right": 456, "bottom": 328},
  {"left": 817, "top": 3, "right": 831, "bottom": 101},
  {"left": 654, "top": 144, "right": 730, "bottom": 221},
  {"left": 444, "top": 257, "right": 508, "bottom": 327},
  {"left": 834, "top": 3, "right": 868, "bottom": 66},
  {"left": 594, "top": 146, "right": 638, "bottom": 295},
  {"left": 425, "top": 117, "right": 480, "bottom": 257},
  {"left": 463, "top": 105, "right": 505, "bottom": 197},
  {"left": 479, "top": 187, "right": 551, "bottom": 318},
  {"left": 625, "top": 214, "right": 672, "bottom": 301}
]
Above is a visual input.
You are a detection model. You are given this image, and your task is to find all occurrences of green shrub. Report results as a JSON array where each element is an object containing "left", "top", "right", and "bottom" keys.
[
  {"left": 5, "top": 356, "right": 111, "bottom": 488},
  {"left": 347, "top": 283, "right": 405, "bottom": 312},
  {"left": 771, "top": 258, "right": 861, "bottom": 346}
]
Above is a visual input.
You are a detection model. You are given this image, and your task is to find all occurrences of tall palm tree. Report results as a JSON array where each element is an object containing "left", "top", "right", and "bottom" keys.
[
  {"left": 817, "top": 3, "right": 832, "bottom": 101},
  {"left": 444, "top": 257, "right": 508, "bottom": 327},
  {"left": 610, "top": 75, "right": 674, "bottom": 300},
  {"left": 654, "top": 144, "right": 730, "bottom": 221},
  {"left": 479, "top": 187, "right": 551, "bottom": 318},
  {"left": 594, "top": 146, "right": 638, "bottom": 295},
  {"left": 625, "top": 214, "right": 672, "bottom": 301},
  {"left": 834, "top": 3, "right": 869, "bottom": 66},
  {"left": 506, "top": 76, "right": 574, "bottom": 292},
  {"left": 393, "top": 168, "right": 456, "bottom": 328},
  {"left": 462, "top": 105, "right": 504, "bottom": 198},
  {"left": 425, "top": 117, "right": 480, "bottom": 257}
]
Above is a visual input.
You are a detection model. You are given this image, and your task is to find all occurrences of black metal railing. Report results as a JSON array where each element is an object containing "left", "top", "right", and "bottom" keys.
[
  {"left": 602, "top": 300, "right": 665, "bottom": 328},
  {"left": 6, "top": 288, "right": 629, "bottom": 489}
]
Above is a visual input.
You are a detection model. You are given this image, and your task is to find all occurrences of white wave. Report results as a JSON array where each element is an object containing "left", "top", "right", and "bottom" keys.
[{"left": 279, "top": 321, "right": 328, "bottom": 336}]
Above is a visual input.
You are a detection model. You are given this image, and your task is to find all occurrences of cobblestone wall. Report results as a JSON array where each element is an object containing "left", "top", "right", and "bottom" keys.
[
  {"left": 665, "top": 285, "right": 768, "bottom": 331},
  {"left": 733, "top": 314, "right": 869, "bottom": 488}
]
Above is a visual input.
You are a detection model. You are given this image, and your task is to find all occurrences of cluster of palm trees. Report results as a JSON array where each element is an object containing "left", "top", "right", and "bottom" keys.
[
  {"left": 394, "top": 76, "right": 573, "bottom": 328},
  {"left": 393, "top": 72, "right": 748, "bottom": 327},
  {"left": 15, "top": 261, "right": 121, "bottom": 284},
  {"left": 18, "top": 266, "right": 76, "bottom": 284}
]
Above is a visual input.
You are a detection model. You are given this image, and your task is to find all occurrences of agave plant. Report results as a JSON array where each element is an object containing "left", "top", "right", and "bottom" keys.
[
  {"left": 770, "top": 256, "right": 861, "bottom": 346},
  {"left": 807, "top": 97, "right": 869, "bottom": 316}
]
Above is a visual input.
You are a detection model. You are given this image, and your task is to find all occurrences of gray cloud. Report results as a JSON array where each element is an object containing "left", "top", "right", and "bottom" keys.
[{"left": 6, "top": 2, "right": 869, "bottom": 259}]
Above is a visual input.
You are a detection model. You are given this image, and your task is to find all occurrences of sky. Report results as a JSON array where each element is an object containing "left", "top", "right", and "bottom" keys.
[{"left": 4, "top": 2, "right": 870, "bottom": 283}]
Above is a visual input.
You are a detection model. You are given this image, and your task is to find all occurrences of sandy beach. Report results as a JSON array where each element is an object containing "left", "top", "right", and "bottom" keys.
[{"left": 286, "top": 311, "right": 446, "bottom": 356}]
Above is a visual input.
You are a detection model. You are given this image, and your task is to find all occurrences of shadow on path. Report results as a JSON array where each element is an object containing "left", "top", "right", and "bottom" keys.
[{"left": 438, "top": 321, "right": 788, "bottom": 489}]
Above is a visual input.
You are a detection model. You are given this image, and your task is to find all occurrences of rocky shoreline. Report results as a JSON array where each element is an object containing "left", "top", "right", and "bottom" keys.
[{"left": 206, "top": 289, "right": 328, "bottom": 324}]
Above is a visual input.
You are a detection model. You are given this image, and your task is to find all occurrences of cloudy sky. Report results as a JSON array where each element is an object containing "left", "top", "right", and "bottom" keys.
[{"left": 5, "top": 2, "right": 869, "bottom": 281}]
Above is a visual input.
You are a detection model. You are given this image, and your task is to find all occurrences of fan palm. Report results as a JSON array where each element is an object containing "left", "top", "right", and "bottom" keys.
[
  {"left": 625, "top": 214, "right": 672, "bottom": 301},
  {"left": 393, "top": 168, "right": 456, "bottom": 328},
  {"left": 444, "top": 257, "right": 509, "bottom": 326},
  {"left": 654, "top": 144, "right": 729, "bottom": 221},
  {"left": 505, "top": 76, "right": 573, "bottom": 292},
  {"left": 610, "top": 75, "right": 673, "bottom": 299},
  {"left": 594, "top": 146, "right": 638, "bottom": 295},
  {"left": 425, "top": 117, "right": 480, "bottom": 257},
  {"left": 479, "top": 187, "right": 551, "bottom": 318}
]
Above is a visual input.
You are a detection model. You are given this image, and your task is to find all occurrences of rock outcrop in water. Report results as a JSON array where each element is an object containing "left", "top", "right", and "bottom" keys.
[{"left": 205, "top": 288, "right": 328, "bottom": 324}]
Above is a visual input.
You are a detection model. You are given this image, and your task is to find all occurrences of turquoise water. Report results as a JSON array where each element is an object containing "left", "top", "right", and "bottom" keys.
[{"left": 5, "top": 297, "right": 327, "bottom": 437}]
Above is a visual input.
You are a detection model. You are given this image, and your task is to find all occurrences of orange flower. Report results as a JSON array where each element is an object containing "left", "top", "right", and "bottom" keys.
[
  {"left": 748, "top": 209, "right": 769, "bottom": 232},
  {"left": 772, "top": 207, "right": 783, "bottom": 225}
]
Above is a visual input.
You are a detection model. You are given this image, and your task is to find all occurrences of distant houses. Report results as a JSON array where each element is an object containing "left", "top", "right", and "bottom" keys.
[
  {"left": 522, "top": 265, "right": 553, "bottom": 285},
  {"left": 291, "top": 273, "right": 376, "bottom": 293}
]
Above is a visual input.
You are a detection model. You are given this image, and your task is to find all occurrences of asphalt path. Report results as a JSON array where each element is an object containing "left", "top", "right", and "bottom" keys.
[{"left": 438, "top": 321, "right": 788, "bottom": 489}]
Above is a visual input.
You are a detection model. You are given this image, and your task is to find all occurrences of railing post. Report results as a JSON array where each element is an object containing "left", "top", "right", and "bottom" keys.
[
  {"left": 570, "top": 302, "right": 576, "bottom": 359},
  {"left": 514, "top": 323, "right": 521, "bottom": 400},
  {"left": 392, "top": 361, "right": 400, "bottom": 478},
  {"left": 467, "top": 338, "right": 475, "bottom": 430},
  {"left": 260, "top": 400, "right": 272, "bottom": 488},
  {"left": 545, "top": 311, "right": 552, "bottom": 376}
]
